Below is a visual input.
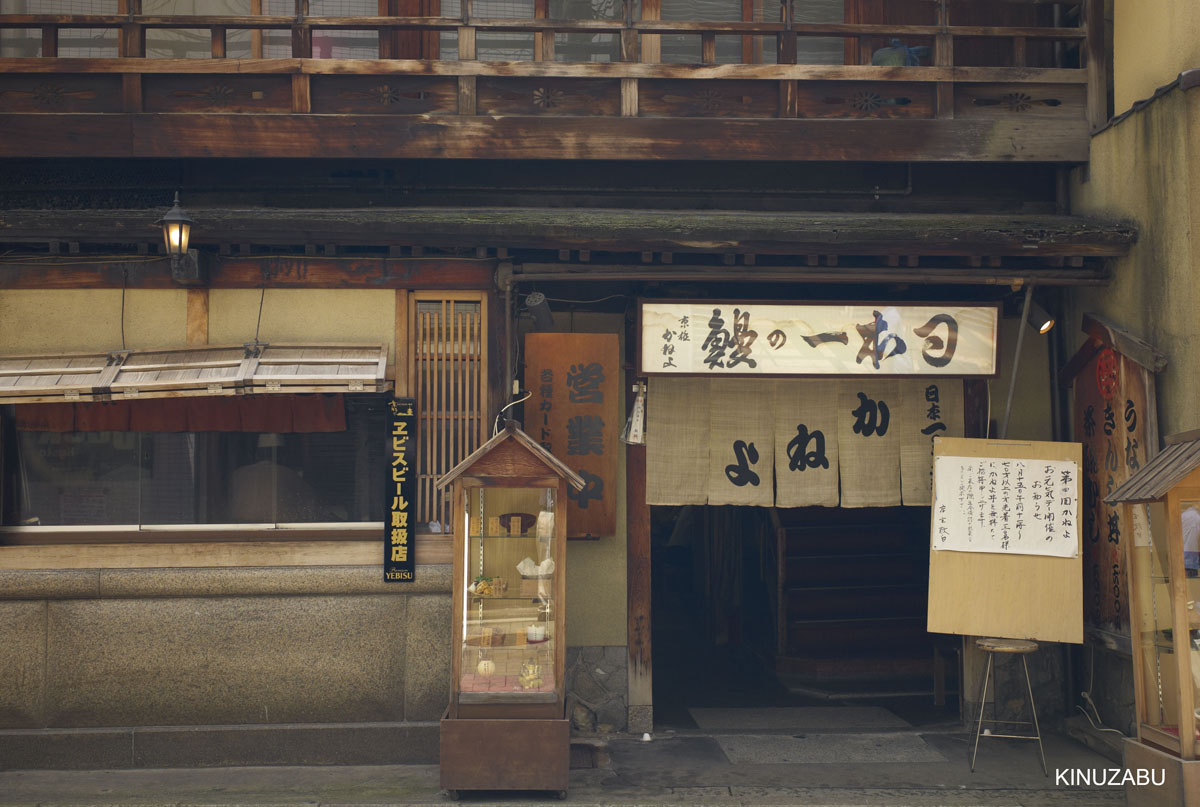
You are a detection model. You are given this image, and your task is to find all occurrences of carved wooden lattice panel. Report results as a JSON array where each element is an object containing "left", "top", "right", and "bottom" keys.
[{"left": 411, "top": 292, "right": 489, "bottom": 529}]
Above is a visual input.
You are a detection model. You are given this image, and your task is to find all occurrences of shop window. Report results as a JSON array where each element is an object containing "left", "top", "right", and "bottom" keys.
[
  {"left": 1, "top": 395, "right": 386, "bottom": 529},
  {"left": 412, "top": 293, "right": 488, "bottom": 532}
]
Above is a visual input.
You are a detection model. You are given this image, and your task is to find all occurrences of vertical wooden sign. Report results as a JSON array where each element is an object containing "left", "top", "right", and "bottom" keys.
[
  {"left": 1074, "top": 348, "right": 1153, "bottom": 632},
  {"left": 525, "top": 334, "right": 619, "bottom": 538},
  {"left": 385, "top": 397, "right": 417, "bottom": 581}
]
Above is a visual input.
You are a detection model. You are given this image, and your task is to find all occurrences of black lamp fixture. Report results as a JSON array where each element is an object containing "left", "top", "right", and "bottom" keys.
[
  {"left": 524, "top": 291, "right": 555, "bottom": 331},
  {"left": 1026, "top": 299, "right": 1055, "bottom": 334},
  {"left": 156, "top": 192, "right": 204, "bottom": 285}
]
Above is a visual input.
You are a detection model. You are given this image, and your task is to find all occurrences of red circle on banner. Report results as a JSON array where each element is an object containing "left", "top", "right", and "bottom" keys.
[{"left": 1096, "top": 348, "right": 1119, "bottom": 400}]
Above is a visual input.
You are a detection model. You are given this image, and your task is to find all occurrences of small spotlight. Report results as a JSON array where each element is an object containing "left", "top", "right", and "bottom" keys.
[
  {"left": 1027, "top": 300, "right": 1055, "bottom": 334},
  {"left": 525, "top": 291, "right": 555, "bottom": 331}
]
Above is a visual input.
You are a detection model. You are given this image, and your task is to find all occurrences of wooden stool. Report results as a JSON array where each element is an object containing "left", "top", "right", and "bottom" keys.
[{"left": 970, "top": 637, "right": 1047, "bottom": 776}]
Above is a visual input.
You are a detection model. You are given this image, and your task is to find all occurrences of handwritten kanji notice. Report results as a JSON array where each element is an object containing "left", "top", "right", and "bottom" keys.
[{"left": 932, "top": 456, "right": 1079, "bottom": 558}]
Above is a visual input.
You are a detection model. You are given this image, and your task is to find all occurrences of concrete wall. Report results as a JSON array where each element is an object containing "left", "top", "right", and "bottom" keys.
[
  {"left": 1065, "top": 66, "right": 1200, "bottom": 738},
  {"left": 1114, "top": 0, "right": 1200, "bottom": 114},
  {"left": 1069, "top": 83, "right": 1199, "bottom": 437}
]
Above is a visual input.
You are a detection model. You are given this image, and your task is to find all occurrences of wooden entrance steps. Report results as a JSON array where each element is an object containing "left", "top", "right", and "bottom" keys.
[{"left": 773, "top": 507, "right": 946, "bottom": 691}]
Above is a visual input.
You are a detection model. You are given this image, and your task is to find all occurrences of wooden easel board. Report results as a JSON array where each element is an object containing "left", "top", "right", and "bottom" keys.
[{"left": 928, "top": 437, "right": 1083, "bottom": 644}]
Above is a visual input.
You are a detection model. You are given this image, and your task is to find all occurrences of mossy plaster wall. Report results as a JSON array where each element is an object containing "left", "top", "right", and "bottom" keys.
[
  {"left": 208, "top": 289, "right": 397, "bottom": 368},
  {"left": 1069, "top": 85, "right": 1199, "bottom": 436},
  {"left": 993, "top": 315, "right": 1054, "bottom": 442},
  {"left": 0, "top": 290, "right": 187, "bottom": 352},
  {"left": 1114, "top": 0, "right": 1200, "bottom": 114}
]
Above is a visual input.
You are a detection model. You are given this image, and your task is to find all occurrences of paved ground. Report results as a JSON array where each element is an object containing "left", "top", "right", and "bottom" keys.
[{"left": 0, "top": 727, "right": 1129, "bottom": 807}]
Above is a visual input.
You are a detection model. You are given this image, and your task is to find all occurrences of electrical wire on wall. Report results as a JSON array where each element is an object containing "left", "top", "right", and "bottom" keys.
[
  {"left": 254, "top": 286, "right": 266, "bottom": 344},
  {"left": 493, "top": 389, "right": 532, "bottom": 437},
  {"left": 120, "top": 267, "right": 127, "bottom": 351}
]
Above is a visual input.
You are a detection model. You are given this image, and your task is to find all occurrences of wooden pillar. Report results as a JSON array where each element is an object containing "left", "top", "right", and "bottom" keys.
[
  {"left": 627, "top": 384, "right": 652, "bottom": 733},
  {"left": 40, "top": 26, "right": 57, "bottom": 58},
  {"left": 640, "top": 0, "right": 660, "bottom": 64},
  {"left": 186, "top": 289, "right": 209, "bottom": 346},
  {"left": 776, "top": 0, "right": 796, "bottom": 65},
  {"left": 933, "top": 2, "right": 954, "bottom": 119},
  {"left": 1083, "top": 0, "right": 1108, "bottom": 129},
  {"left": 250, "top": 0, "right": 264, "bottom": 59},
  {"left": 118, "top": 0, "right": 145, "bottom": 59},
  {"left": 394, "top": 289, "right": 411, "bottom": 395}
]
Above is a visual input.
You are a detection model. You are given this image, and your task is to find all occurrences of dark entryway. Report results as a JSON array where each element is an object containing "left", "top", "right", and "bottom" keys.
[{"left": 650, "top": 504, "right": 959, "bottom": 730}]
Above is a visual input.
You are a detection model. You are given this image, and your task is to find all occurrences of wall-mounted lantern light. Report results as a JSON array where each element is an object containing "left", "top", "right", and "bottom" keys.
[{"left": 156, "top": 192, "right": 204, "bottom": 285}]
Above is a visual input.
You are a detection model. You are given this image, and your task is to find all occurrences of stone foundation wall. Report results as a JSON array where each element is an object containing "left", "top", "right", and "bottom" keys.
[
  {"left": 0, "top": 565, "right": 634, "bottom": 767},
  {"left": 565, "top": 646, "right": 628, "bottom": 733},
  {"left": 963, "top": 643, "right": 1067, "bottom": 729},
  {"left": 0, "top": 564, "right": 454, "bottom": 768}
]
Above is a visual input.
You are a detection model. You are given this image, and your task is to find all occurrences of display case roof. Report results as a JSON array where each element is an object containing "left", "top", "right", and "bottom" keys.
[
  {"left": 436, "top": 420, "right": 586, "bottom": 491},
  {"left": 1106, "top": 434, "right": 1200, "bottom": 504}
]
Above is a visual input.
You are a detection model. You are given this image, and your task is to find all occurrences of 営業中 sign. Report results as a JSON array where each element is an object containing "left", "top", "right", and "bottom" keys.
[{"left": 525, "top": 334, "right": 619, "bottom": 539}]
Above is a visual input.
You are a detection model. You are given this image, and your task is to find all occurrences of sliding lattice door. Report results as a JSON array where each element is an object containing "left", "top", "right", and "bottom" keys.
[{"left": 410, "top": 291, "right": 489, "bottom": 530}]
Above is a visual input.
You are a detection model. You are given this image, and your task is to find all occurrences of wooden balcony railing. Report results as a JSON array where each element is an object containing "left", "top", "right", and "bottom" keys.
[{"left": 0, "top": 0, "right": 1105, "bottom": 163}]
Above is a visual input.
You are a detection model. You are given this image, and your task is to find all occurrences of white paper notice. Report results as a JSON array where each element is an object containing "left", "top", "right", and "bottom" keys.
[{"left": 932, "top": 456, "right": 1079, "bottom": 558}]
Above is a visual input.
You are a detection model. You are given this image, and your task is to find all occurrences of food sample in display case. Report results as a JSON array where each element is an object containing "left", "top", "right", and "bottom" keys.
[{"left": 459, "top": 485, "right": 559, "bottom": 698}]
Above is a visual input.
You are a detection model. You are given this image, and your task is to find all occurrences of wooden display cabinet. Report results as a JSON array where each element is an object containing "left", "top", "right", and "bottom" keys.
[
  {"left": 1108, "top": 431, "right": 1200, "bottom": 807},
  {"left": 435, "top": 421, "right": 584, "bottom": 799}
]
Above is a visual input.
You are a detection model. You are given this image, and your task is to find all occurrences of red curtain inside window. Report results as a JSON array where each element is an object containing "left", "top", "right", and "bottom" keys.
[{"left": 13, "top": 395, "right": 347, "bottom": 433}]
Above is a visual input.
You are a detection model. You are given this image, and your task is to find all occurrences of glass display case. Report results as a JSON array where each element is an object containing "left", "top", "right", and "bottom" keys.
[
  {"left": 436, "top": 422, "right": 583, "bottom": 798},
  {"left": 1110, "top": 434, "right": 1200, "bottom": 801},
  {"left": 1126, "top": 496, "right": 1199, "bottom": 757},
  {"left": 457, "top": 484, "right": 562, "bottom": 708}
]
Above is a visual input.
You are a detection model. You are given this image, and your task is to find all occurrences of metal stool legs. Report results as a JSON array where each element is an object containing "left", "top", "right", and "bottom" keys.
[
  {"left": 969, "top": 649, "right": 1047, "bottom": 777},
  {"left": 1021, "top": 654, "right": 1048, "bottom": 776},
  {"left": 969, "top": 650, "right": 994, "bottom": 773}
]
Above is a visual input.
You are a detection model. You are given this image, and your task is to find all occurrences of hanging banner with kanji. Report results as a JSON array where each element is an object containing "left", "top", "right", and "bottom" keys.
[
  {"left": 525, "top": 334, "right": 619, "bottom": 538},
  {"left": 645, "top": 378, "right": 965, "bottom": 508},
  {"left": 774, "top": 379, "right": 839, "bottom": 507},
  {"left": 1074, "top": 347, "right": 1155, "bottom": 632},
  {"left": 385, "top": 397, "right": 417, "bottom": 582},
  {"left": 900, "top": 380, "right": 965, "bottom": 506},
  {"left": 838, "top": 379, "right": 902, "bottom": 507},
  {"left": 709, "top": 379, "right": 775, "bottom": 507},
  {"left": 647, "top": 377, "right": 710, "bottom": 506},
  {"left": 640, "top": 301, "right": 999, "bottom": 376}
]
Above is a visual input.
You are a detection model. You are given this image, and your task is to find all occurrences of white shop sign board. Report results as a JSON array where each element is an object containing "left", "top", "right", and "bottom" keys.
[{"left": 640, "top": 301, "right": 999, "bottom": 377}]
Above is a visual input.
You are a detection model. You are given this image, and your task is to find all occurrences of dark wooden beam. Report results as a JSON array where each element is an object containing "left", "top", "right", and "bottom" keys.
[
  {"left": 0, "top": 209, "right": 1136, "bottom": 257},
  {"left": 0, "top": 113, "right": 1091, "bottom": 163},
  {"left": 516, "top": 263, "right": 1111, "bottom": 286},
  {"left": 0, "top": 256, "right": 495, "bottom": 289}
]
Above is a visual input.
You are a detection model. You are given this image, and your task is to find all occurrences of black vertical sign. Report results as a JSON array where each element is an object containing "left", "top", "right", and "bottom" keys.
[{"left": 385, "top": 397, "right": 416, "bottom": 582}]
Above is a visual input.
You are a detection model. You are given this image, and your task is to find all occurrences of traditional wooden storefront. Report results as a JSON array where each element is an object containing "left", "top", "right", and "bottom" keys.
[{"left": 0, "top": 0, "right": 1139, "bottom": 769}]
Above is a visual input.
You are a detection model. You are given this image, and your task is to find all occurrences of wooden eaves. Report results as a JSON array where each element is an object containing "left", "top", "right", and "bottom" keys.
[
  {"left": 0, "top": 343, "right": 389, "bottom": 404},
  {"left": 0, "top": 209, "right": 1137, "bottom": 257}
]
